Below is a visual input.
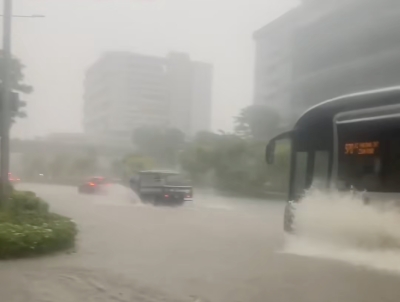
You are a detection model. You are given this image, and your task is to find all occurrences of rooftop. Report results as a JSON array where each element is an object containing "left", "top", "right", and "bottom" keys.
[{"left": 253, "top": 7, "right": 300, "bottom": 39}]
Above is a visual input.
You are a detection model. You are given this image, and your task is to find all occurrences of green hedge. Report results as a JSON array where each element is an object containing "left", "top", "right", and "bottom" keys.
[
  {"left": 9, "top": 190, "right": 49, "bottom": 214},
  {"left": 0, "top": 190, "right": 77, "bottom": 259}
]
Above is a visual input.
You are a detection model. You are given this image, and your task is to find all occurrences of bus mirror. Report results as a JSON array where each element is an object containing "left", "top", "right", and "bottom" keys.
[
  {"left": 265, "top": 131, "right": 291, "bottom": 165},
  {"left": 266, "top": 141, "right": 275, "bottom": 164}
]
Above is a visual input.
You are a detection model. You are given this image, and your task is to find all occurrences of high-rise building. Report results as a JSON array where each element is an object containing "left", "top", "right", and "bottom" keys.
[
  {"left": 83, "top": 52, "right": 212, "bottom": 140},
  {"left": 253, "top": 9, "right": 299, "bottom": 122},
  {"left": 190, "top": 62, "right": 213, "bottom": 136},
  {"left": 254, "top": 0, "right": 400, "bottom": 124},
  {"left": 293, "top": 0, "right": 400, "bottom": 116}
]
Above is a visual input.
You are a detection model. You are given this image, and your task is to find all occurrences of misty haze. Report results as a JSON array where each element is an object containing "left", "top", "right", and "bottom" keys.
[{"left": 2, "top": 0, "right": 400, "bottom": 302}]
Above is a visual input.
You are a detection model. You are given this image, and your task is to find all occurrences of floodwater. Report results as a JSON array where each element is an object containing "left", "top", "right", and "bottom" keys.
[
  {"left": 284, "top": 189, "right": 400, "bottom": 275},
  {"left": 2, "top": 184, "right": 400, "bottom": 302}
]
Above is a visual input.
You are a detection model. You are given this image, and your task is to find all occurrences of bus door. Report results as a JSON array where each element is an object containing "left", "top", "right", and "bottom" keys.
[{"left": 290, "top": 128, "right": 331, "bottom": 201}]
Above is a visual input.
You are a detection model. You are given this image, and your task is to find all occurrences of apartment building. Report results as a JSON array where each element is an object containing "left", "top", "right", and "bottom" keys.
[{"left": 83, "top": 52, "right": 212, "bottom": 140}]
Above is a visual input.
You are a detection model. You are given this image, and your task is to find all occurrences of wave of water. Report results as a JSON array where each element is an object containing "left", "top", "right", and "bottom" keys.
[
  {"left": 90, "top": 184, "right": 142, "bottom": 206},
  {"left": 282, "top": 189, "right": 400, "bottom": 273}
]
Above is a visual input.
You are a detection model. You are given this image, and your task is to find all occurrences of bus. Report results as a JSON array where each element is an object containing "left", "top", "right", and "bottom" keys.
[{"left": 266, "top": 87, "right": 400, "bottom": 232}]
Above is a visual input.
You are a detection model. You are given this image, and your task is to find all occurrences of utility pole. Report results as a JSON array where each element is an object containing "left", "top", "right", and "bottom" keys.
[{"left": 1, "top": 0, "right": 12, "bottom": 199}]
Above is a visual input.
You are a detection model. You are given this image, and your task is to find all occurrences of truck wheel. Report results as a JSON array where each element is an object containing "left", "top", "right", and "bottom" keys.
[
  {"left": 176, "top": 198, "right": 185, "bottom": 206},
  {"left": 152, "top": 197, "right": 161, "bottom": 206}
]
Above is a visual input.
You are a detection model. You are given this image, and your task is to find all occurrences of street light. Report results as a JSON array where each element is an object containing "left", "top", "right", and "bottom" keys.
[
  {"left": 0, "top": 0, "right": 44, "bottom": 198},
  {"left": 1, "top": 0, "right": 13, "bottom": 198},
  {"left": 0, "top": 14, "right": 45, "bottom": 18}
]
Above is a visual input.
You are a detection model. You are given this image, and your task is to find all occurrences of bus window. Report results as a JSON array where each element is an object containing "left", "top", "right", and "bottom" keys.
[
  {"left": 312, "top": 151, "right": 329, "bottom": 189},
  {"left": 384, "top": 138, "right": 400, "bottom": 192},
  {"left": 293, "top": 152, "right": 308, "bottom": 198},
  {"left": 266, "top": 138, "right": 291, "bottom": 197},
  {"left": 338, "top": 154, "right": 381, "bottom": 192}
]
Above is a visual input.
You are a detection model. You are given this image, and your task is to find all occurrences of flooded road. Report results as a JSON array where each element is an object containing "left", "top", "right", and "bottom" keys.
[{"left": 2, "top": 184, "right": 400, "bottom": 302}]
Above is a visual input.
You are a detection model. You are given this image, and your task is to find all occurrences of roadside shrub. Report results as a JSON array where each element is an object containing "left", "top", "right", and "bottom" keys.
[
  {"left": 0, "top": 190, "right": 77, "bottom": 259},
  {"left": 8, "top": 191, "right": 49, "bottom": 214}
]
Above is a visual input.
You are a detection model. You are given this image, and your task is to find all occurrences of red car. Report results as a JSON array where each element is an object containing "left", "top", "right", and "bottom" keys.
[
  {"left": 9, "top": 173, "right": 20, "bottom": 183},
  {"left": 78, "top": 177, "right": 109, "bottom": 194}
]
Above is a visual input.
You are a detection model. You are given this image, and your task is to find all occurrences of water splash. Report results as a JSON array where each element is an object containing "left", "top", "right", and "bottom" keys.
[
  {"left": 91, "top": 184, "right": 142, "bottom": 206},
  {"left": 283, "top": 189, "right": 400, "bottom": 273}
]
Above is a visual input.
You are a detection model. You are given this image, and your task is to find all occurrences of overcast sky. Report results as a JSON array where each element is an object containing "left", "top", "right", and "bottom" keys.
[{"left": 9, "top": 0, "right": 297, "bottom": 139}]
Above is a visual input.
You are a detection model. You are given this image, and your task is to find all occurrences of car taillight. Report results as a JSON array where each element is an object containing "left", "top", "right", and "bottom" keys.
[{"left": 89, "top": 182, "right": 96, "bottom": 186}]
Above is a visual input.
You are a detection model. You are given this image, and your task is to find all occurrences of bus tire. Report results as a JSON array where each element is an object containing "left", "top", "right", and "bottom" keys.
[{"left": 283, "top": 203, "right": 295, "bottom": 233}]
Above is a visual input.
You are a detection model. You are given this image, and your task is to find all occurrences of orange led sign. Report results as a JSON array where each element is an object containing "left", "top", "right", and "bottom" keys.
[{"left": 345, "top": 141, "right": 379, "bottom": 155}]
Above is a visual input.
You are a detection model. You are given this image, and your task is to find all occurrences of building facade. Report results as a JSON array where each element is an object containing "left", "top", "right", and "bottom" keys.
[
  {"left": 293, "top": 0, "right": 400, "bottom": 116},
  {"left": 83, "top": 52, "right": 212, "bottom": 140},
  {"left": 190, "top": 61, "right": 213, "bottom": 136},
  {"left": 254, "top": 0, "right": 400, "bottom": 124},
  {"left": 253, "top": 9, "right": 299, "bottom": 122}
]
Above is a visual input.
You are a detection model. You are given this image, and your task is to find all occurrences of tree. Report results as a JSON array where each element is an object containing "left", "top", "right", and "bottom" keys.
[
  {"left": 179, "top": 130, "right": 291, "bottom": 196},
  {"left": 132, "top": 126, "right": 160, "bottom": 155},
  {"left": 193, "top": 131, "right": 220, "bottom": 145},
  {"left": 21, "top": 154, "right": 48, "bottom": 180},
  {"left": 132, "top": 126, "right": 185, "bottom": 167},
  {"left": 70, "top": 156, "right": 98, "bottom": 178},
  {"left": 48, "top": 154, "right": 71, "bottom": 180},
  {"left": 179, "top": 145, "right": 214, "bottom": 184},
  {"left": 234, "top": 105, "right": 281, "bottom": 140},
  {"left": 112, "top": 154, "right": 155, "bottom": 181},
  {"left": 0, "top": 51, "right": 33, "bottom": 121},
  {"left": 162, "top": 128, "right": 185, "bottom": 166}
]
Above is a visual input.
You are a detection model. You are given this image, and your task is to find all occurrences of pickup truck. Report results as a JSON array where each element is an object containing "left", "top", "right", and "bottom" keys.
[{"left": 130, "top": 170, "right": 193, "bottom": 206}]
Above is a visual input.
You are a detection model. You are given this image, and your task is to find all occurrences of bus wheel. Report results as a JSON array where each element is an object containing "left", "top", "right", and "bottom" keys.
[{"left": 283, "top": 203, "right": 294, "bottom": 233}]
